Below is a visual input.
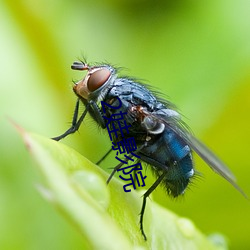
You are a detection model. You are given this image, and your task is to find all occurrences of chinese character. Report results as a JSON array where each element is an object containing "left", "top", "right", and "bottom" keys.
[
  {"left": 101, "top": 97, "right": 147, "bottom": 192},
  {"left": 112, "top": 137, "right": 140, "bottom": 163},
  {"left": 112, "top": 137, "right": 138, "bottom": 154},
  {"left": 103, "top": 111, "right": 131, "bottom": 141},
  {"left": 101, "top": 97, "right": 122, "bottom": 113},
  {"left": 118, "top": 163, "right": 147, "bottom": 192}
]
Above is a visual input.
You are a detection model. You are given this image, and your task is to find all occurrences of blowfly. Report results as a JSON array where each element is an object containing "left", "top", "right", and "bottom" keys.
[{"left": 52, "top": 60, "right": 246, "bottom": 240}]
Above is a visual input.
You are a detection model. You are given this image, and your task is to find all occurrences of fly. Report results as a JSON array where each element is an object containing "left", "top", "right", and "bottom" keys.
[{"left": 52, "top": 60, "right": 247, "bottom": 240}]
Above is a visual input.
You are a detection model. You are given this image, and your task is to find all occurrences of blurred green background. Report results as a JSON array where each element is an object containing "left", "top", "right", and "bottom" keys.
[{"left": 1, "top": 0, "right": 250, "bottom": 249}]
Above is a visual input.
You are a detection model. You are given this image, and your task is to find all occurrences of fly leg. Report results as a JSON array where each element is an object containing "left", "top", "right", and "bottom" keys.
[
  {"left": 96, "top": 148, "right": 113, "bottom": 165},
  {"left": 106, "top": 143, "right": 147, "bottom": 182},
  {"left": 107, "top": 159, "right": 129, "bottom": 184},
  {"left": 88, "top": 100, "right": 106, "bottom": 128},
  {"left": 52, "top": 99, "right": 89, "bottom": 141},
  {"left": 52, "top": 99, "right": 106, "bottom": 141},
  {"left": 140, "top": 172, "right": 167, "bottom": 240}
]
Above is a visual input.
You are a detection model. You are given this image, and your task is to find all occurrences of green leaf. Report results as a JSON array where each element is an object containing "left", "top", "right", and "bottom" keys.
[{"left": 19, "top": 128, "right": 226, "bottom": 250}]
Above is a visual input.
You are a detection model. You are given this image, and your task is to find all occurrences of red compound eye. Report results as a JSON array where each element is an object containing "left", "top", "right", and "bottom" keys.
[{"left": 87, "top": 68, "right": 111, "bottom": 92}]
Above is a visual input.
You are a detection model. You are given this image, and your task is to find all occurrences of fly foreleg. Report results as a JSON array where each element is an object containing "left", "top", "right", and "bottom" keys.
[{"left": 52, "top": 99, "right": 89, "bottom": 141}]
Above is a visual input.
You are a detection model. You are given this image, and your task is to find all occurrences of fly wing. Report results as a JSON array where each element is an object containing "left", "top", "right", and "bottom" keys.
[
  {"left": 151, "top": 109, "right": 247, "bottom": 198},
  {"left": 170, "top": 122, "right": 247, "bottom": 198}
]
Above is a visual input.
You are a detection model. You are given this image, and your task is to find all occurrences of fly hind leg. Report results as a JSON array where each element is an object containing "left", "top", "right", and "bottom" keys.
[{"left": 140, "top": 172, "right": 167, "bottom": 240}]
